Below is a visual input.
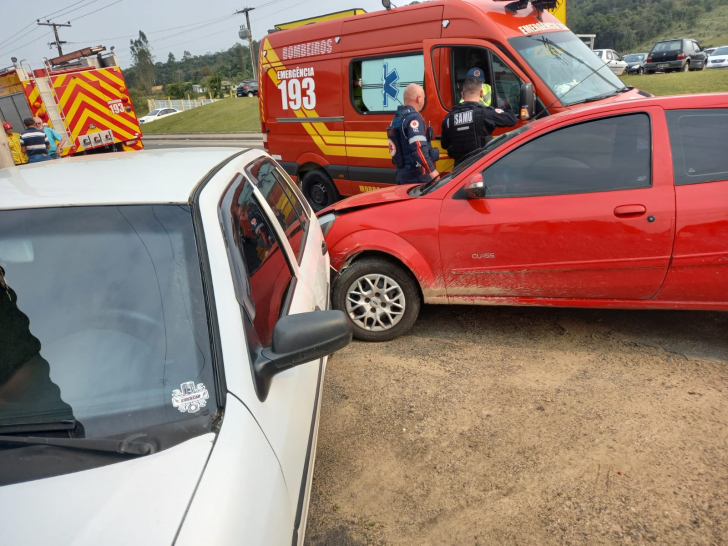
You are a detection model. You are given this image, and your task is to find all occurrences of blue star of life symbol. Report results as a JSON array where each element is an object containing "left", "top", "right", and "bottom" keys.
[{"left": 382, "top": 62, "right": 399, "bottom": 107}]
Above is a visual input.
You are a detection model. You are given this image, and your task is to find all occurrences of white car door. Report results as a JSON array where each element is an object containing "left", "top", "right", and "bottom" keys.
[{"left": 199, "top": 151, "right": 329, "bottom": 544}]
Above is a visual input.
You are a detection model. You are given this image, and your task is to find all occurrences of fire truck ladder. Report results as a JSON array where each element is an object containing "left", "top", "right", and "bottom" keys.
[{"left": 22, "top": 59, "right": 73, "bottom": 154}]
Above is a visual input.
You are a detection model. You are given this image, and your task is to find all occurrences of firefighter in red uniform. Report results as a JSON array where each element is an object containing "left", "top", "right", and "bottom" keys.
[{"left": 387, "top": 84, "right": 440, "bottom": 185}]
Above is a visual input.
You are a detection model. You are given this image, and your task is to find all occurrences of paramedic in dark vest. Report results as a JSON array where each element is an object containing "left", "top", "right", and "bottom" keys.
[
  {"left": 388, "top": 83, "right": 440, "bottom": 185},
  {"left": 441, "top": 77, "right": 518, "bottom": 164}
]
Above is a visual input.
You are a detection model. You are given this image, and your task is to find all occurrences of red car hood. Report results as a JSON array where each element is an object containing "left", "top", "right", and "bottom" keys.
[{"left": 319, "top": 184, "right": 416, "bottom": 215}]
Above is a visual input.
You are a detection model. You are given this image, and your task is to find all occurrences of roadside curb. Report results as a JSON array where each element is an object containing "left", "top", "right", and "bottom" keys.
[{"left": 141, "top": 132, "right": 263, "bottom": 141}]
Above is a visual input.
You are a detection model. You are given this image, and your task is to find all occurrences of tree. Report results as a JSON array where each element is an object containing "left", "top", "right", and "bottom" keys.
[{"left": 130, "top": 31, "right": 156, "bottom": 93}]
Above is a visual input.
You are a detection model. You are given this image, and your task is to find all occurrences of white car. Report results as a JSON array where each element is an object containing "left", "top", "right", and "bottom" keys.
[
  {"left": 138, "top": 107, "right": 181, "bottom": 124},
  {"left": 707, "top": 45, "right": 728, "bottom": 69},
  {"left": 594, "top": 49, "right": 629, "bottom": 75},
  {"left": 0, "top": 148, "right": 351, "bottom": 545}
]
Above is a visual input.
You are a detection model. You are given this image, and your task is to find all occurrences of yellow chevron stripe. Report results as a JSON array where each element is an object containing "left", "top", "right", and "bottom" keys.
[
  {"left": 64, "top": 94, "right": 141, "bottom": 136},
  {"left": 60, "top": 81, "right": 140, "bottom": 135},
  {"left": 74, "top": 110, "right": 135, "bottom": 140},
  {"left": 54, "top": 74, "right": 67, "bottom": 87},
  {"left": 98, "top": 68, "right": 126, "bottom": 88}
]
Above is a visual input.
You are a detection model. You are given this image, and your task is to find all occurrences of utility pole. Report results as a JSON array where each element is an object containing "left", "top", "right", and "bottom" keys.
[
  {"left": 236, "top": 8, "right": 257, "bottom": 78},
  {"left": 37, "top": 20, "right": 72, "bottom": 56}
]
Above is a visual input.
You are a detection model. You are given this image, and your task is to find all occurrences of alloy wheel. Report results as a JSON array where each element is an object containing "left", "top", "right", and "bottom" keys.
[{"left": 345, "top": 273, "right": 406, "bottom": 332}]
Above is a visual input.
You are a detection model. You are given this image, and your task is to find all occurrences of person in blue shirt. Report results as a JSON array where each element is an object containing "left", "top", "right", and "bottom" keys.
[{"left": 34, "top": 117, "right": 67, "bottom": 159}]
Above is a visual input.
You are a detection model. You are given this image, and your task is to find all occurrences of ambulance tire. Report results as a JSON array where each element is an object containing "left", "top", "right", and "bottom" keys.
[
  {"left": 333, "top": 257, "right": 421, "bottom": 342},
  {"left": 302, "top": 169, "right": 339, "bottom": 212}
]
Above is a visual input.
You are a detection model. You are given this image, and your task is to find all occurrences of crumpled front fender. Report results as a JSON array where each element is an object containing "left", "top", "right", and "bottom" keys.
[{"left": 328, "top": 228, "right": 439, "bottom": 294}]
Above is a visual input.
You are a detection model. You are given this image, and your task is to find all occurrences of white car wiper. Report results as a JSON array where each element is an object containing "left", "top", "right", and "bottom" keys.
[
  {"left": 0, "top": 419, "right": 77, "bottom": 435},
  {"left": 0, "top": 434, "right": 154, "bottom": 456}
]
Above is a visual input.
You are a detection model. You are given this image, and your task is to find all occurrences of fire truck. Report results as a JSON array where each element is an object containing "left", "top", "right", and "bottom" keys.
[
  {"left": 0, "top": 46, "right": 143, "bottom": 157},
  {"left": 259, "top": 0, "right": 645, "bottom": 210}
]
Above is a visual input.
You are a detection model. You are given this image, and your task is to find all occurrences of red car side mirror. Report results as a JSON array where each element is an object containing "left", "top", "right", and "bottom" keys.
[{"left": 464, "top": 174, "right": 486, "bottom": 199}]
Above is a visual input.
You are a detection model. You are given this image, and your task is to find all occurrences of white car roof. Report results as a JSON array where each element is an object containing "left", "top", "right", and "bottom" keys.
[{"left": 0, "top": 148, "right": 253, "bottom": 210}]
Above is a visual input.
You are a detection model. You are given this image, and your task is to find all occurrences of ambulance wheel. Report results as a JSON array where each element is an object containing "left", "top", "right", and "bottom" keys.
[
  {"left": 302, "top": 170, "right": 339, "bottom": 212},
  {"left": 333, "top": 257, "right": 421, "bottom": 342}
]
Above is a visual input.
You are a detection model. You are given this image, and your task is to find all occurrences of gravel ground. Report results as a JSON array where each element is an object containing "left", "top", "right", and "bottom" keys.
[{"left": 305, "top": 305, "right": 728, "bottom": 545}]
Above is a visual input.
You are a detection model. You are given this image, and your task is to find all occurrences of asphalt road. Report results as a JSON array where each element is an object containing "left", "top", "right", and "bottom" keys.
[{"left": 142, "top": 138, "right": 264, "bottom": 150}]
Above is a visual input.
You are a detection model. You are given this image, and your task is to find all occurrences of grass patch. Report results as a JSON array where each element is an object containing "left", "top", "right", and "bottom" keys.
[
  {"left": 621, "top": 69, "right": 728, "bottom": 96},
  {"left": 141, "top": 97, "right": 261, "bottom": 133}
]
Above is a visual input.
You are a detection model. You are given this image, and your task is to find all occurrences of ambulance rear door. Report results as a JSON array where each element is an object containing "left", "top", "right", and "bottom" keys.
[{"left": 423, "top": 38, "right": 535, "bottom": 170}]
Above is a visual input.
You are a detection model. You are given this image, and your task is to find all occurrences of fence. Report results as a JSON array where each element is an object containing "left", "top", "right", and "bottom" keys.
[{"left": 146, "top": 98, "right": 220, "bottom": 111}]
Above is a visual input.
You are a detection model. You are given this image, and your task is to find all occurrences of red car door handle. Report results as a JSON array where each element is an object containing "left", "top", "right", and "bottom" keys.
[{"left": 614, "top": 204, "right": 646, "bottom": 217}]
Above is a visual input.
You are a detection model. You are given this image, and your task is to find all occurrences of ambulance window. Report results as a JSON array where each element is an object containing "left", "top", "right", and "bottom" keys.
[
  {"left": 245, "top": 157, "right": 309, "bottom": 264},
  {"left": 491, "top": 56, "right": 522, "bottom": 116},
  {"left": 350, "top": 53, "right": 424, "bottom": 114},
  {"left": 482, "top": 113, "right": 651, "bottom": 198}
]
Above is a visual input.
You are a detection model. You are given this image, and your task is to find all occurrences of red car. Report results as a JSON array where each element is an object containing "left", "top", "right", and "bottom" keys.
[{"left": 319, "top": 93, "right": 728, "bottom": 341}]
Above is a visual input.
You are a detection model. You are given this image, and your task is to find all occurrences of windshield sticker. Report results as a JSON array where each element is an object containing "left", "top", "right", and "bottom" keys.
[
  {"left": 518, "top": 21, "right": 569, "bottom": 35},
  {"left": 172, "top": 381, "right": 209, "bottom": 414}
]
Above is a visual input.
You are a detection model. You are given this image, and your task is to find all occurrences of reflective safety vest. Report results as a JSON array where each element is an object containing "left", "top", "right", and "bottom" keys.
[{"left": 459, "top": 82, "right": 492, "bottom": 107}]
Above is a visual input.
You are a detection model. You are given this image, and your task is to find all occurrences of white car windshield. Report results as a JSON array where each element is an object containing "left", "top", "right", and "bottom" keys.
[
  {"left": 148, "top": 109, "right": 161, "bottom": 116},
  {"left": 715, "top": 47, "right": 728, "bottom": 55},
  {"left": 510, "top": 31, "right": 625, "bottom": 106},
  {"left": 0, "top": 206, "right": 215, "bottom": 441}
]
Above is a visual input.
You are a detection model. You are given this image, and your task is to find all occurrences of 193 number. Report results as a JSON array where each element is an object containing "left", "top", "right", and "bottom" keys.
[
  {"left": 277, "top": 77, "right": 316, "bottom": 110},
  {"left": 109, "top": 103, "right": 125, "bottom": 114}
]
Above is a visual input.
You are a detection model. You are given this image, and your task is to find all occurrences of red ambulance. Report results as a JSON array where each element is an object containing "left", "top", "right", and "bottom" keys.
[{"left": 259, "top": 0, "right": 646, "bottom": 210}]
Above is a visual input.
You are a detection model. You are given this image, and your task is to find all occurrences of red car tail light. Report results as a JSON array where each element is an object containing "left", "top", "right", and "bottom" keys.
[
  {"left": 677, "top": 53, "right": 685, "bottom": 60},
  {"left": 646, "top": 56, "right": 652, "bottom": 62}
]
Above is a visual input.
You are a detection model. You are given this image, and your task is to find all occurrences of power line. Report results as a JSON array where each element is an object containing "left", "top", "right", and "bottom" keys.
[
  {"left": 39, "top": 0, "right": 89, "bottom": 21},
  {"left": 0, "top": 30, "right": 54, "bottom": 58},
  {"left": 0, "top": 22, "right": 37, "bottom": 49},
  {"left": 70, "top": 0, "right": 124, "bottom": 22}
]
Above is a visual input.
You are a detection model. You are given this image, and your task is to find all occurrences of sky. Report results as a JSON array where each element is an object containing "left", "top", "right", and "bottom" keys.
[{"left": 0, "top": 0, "right": 393, "bottom": 69}]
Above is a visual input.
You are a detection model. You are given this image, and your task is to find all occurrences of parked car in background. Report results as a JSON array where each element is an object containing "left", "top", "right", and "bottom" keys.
[
  {"left": 138, "top": 107, "right": 181, "bottom": 124},
  {"left": 321, "top": 93, "right": 728, "bottom": 342},
  {"left": 707, "top": 46, "right": 728, "bottom": 69},
  {"left": 0, "top": 148, "right": 351, "bottom": 544},
  {"left": 594, "top": 49, "right": 628, "bottom": 75},
  {"left": 624, "top": 53, "right": 648, "bottom": 75},
  {"left": 704, "top": 47, "right": 718, "bottom": 57},
  {"left": 237, "top": 80, "right": 259, "bottom": 97},
  {"left": 645, "top": 39, "right": 708, "bottom": 73}
]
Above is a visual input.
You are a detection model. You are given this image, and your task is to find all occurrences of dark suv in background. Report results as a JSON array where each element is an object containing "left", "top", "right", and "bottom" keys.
[
  {"left": 645, "top": 39, "right": 708, "bottom": 73},
  {"left": 237, "top": 80, "right": 259, "bottom": 97}
]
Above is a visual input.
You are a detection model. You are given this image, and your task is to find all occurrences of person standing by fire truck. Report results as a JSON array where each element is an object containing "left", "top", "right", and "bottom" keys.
[
  {"left": 3, "top": 122, "right": 28, "bottom": 165},
  {"left": 387, "top": 84, "right": 440, "bottom": 185}
]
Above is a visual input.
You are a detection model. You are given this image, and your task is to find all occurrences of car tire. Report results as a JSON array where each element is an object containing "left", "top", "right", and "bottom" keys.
[
  {"left": 302, "top": 169, "right": 339, "bottom": 212},
  {"left": 333, "top": 257, "right": 421, "bottom": 342},
  {"left": 683, "top": 61, "right": 690, "bottom": 72},
  {"left": 247, "top": 91, "right": 254, "bottom": 97},
  {"left": 638, "top": 67, "right": 644, "bottom": 75}
]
